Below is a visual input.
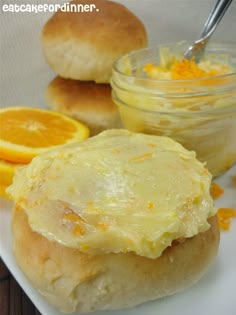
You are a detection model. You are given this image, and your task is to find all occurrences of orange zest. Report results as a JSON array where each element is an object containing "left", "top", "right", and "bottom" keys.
[
  {"left": 0, "top": 106, "right": 90, "bottom": 163},
  {"left": 217, "top": 208, "right": 236, "bottom": 231},
  {"left": 144, "top": 58, "right": 220, "bottom": 80},
  {"left": 171, "top": 58, "right": 218, "bottom": 79},
  {"left": 63, "top": 212, "right": 85, "bottom": 223},
  {"left": 209, "top": 182, "right": 236, "bottom": 231},
  {"left": 72, "top": 225, "right": 85, "bottom": 236},
  {"left": 129, "top": 152, "right": 153, "bottom": 162},
  {"left": 210, "top": 182, "right": 224, "bottom": 200}
]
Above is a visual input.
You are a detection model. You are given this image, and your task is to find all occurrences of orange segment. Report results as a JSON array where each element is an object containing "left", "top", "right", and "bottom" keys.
[
  {"left": 0, "top": 159, "right": 24, "bottom": 187},
  {"left": 0, "top": 184, "right": 12, "bottom": 199},
  {"left": 0, "top": 106, "right": 90, "bottom": 163}
]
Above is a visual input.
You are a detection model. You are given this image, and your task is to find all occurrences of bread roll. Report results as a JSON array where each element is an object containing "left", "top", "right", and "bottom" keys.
[
  {"left": 8, "top": 130, "right": 220, "bottom": 313},
  {"left": 46, "top": 76, "right": 122, "bottom": 135},
  {"left": 12, "top": 210, "right": 219, "bottom": 313},
  {"left": 41, "top": 0, "right": 147, "bottom": 83}
]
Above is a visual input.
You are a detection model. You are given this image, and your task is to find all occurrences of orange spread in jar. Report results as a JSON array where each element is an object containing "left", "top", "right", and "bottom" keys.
[{"left": 144, "top": 58, "right": 230, "bottom": 80}]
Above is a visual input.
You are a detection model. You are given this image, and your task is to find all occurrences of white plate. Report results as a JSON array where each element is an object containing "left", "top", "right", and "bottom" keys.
[{"left": 0, "top": 164, "right": 236, "bottom": 315}]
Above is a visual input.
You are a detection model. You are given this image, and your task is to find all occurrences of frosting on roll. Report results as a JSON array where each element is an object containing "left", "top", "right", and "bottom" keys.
[{"left": 8, "top": 130, "right": 216, "bottom": 259}]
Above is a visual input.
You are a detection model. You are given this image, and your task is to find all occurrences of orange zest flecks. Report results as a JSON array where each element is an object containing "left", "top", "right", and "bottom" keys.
[
  {"left": 147, "top": 143, "right": 157, "bottom": 148},
  {"left": 72, "top": 224, "right": 85, "bottom": 236},
  {"left": 63, "top": 211, "right": 86, "bottom": 236},
  {"left": 171, "top": 58, "right": 218, "bottom": 80},
  {"left": 147, "top": 201, "right": 154, "bottom": 209},
  {"left": 144, "top": 58, "right": 220, "bottom": 80},
  {"left": 210, "top": 182, "right": 224, "bottom": 200},
  {"left": 129, "top": 152, "right": 153, "bottom": 162},
  {"left": 209, "top": 182, "right": 236, "bottom": 231},
  {"left": 143, "top": 63, "right": 169, "bottom": 79},
  {"left": 63, "top": 212, "right": 85, "bottom": 223},
  {"left": 217, "top": 208, "right": 236, "bottom": 231}
]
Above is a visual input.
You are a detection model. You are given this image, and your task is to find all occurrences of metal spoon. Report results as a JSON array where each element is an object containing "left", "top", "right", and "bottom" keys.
[{"left": 184, "top": 0, "right": 233, "bottom": 61}]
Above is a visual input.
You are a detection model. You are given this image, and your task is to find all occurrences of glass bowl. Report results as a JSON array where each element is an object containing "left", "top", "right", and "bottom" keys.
[{"left": 111, "top": 42, "right": 236, "bottom": 177}]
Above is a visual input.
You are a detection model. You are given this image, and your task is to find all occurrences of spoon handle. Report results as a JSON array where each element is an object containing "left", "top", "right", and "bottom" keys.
[
  {"left": 201, "top": 0, "right": 233, "bottom": 39},
  {"left": 184, "top": 0, "right": 233, "bottom": 60}
]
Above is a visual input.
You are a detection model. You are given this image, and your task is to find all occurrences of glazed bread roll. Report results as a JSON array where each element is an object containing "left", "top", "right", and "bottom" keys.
[
  {"left": 46, "top": 77, "right": 122, "bottom": 135},
  {"left": 12, "top": 210, "right": 219, "bottom": 313},
  {"left": 41, "top": 0, "right": 147, "bottom": 83},
  {"left": 9, "top": 130, "right": 219, "bottom": 313}
]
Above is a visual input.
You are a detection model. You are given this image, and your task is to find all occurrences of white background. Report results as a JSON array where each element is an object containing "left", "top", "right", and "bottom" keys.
[{"left": 0, "top": 0, "right": 235, "bottom": 107}]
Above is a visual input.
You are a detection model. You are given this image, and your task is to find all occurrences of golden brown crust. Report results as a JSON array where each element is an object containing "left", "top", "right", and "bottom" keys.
[
  {"left": 42, "top": 0, "right": 147, "bottom": 55},
  {"left": 41, "top": 0, "right": 147, "bottom": 82},
  {"left": 12, "top": 209, "right": 220, "bottom": 313},
  {"left": 46, "top": 76, "right": 122, "bottom": 135}
]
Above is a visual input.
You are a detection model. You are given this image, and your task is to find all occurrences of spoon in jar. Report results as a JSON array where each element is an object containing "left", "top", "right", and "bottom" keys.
[{"left": 184, "top": 0, "right": 233, "bottom": 62}]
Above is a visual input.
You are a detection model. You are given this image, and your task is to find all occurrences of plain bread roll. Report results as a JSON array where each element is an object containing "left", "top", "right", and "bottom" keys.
[{"left": 41, "top": 0, "right": 148, "bottom": 83}]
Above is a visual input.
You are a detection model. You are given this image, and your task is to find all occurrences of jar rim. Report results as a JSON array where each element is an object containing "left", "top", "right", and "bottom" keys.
[{"left": 113, "top": 41, "right": 236, "bottom": 84}]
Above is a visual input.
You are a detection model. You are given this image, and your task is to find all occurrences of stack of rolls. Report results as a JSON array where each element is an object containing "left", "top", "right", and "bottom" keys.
[{"left": 41, "top": 0, "right": 148, "bottom": 135}]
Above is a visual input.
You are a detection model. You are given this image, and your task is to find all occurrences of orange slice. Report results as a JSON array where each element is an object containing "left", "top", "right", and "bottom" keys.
[
  {"left": 0, "top": 106, "right": 90, "bottom": 163},
  {"left": 0, "top": 184, "right": 12, "bottom": 199},
  {"left": 0, "top": 159, "right": 24, "bottom": 187}
]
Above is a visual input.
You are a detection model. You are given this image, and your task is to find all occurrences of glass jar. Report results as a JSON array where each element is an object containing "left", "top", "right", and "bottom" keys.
[{"left": 111, "top": 42, "right": 236, "bottom": 177}]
